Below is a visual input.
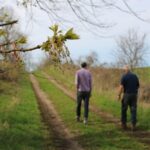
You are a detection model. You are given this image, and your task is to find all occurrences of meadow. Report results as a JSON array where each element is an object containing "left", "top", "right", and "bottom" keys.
[
  {"left": 41, "top": 64, "right": 150, "bottom": 130},
  {"left": 0, "top": 63, "right": 150, "bottom": 150}
]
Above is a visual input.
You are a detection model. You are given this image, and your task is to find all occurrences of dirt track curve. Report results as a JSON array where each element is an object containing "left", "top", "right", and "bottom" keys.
[
  {"left": 30, "top": 74, "right": 84, "bottom": 150},
  {"left": 41, "top": 71, "right": 150, "bottom": 148}
]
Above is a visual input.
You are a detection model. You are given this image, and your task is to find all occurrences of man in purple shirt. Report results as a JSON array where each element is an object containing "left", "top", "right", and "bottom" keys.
[{"left": 75, "top": 62, "right": 92, "bottom": 124}]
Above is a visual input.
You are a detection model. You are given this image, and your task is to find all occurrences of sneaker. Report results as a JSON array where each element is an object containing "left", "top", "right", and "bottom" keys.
[
  {"left": 83, "top": 118, "right": 88, "bottom": 124},
  {"left": 121, "top": 123, "right": 127, "bottom": 130},
  {"left": 131, "top": 124, "right": 136, "bottom": 131},
  {"left": 76, "top": 116, "right": 80, "bottom": 122}
]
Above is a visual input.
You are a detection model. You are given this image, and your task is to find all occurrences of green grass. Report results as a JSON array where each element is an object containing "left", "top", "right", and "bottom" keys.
[
  {"left": 91, "top": 93, "right": 150, "bottom": 130},
  {"left": 0, "top": 75, "right": 56, "bottom": 150},
  {"left": 35, "top": 71, "right": 149, "bottom": 150}
]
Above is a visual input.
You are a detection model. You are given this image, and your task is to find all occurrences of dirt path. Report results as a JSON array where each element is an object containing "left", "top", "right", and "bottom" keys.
[
  {"left": 30, "top": 74, "right": 84, "bottom": 150},
  {"left": 42, "top": 72, "right": 150, "bottom": 147}
]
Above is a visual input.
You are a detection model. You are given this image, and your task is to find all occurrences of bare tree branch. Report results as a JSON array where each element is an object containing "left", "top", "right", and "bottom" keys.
[
  {"left": 66, "top": 0, "right": 111, "bottom": 28},
  {"left": 0, "top": 20, "right": 18, "bottom": 27},
  {"left": 17, "top": 0, "right": 150, "bottom": 30},
  {"left": 122, "top": 0, "right": 150, "bottom": 23},
  {"left": 0, "top": 45, "right": 41, "bottom": 53},
  {"left": 115, "top": 29, "right": 147, "bottom": 69},
  {"left": 0, "top": 41, "right": 15, "bottom": 46}
]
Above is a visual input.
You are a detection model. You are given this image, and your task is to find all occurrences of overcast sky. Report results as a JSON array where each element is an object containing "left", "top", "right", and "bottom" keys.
[{"left": 1, "top": 0, "right": 150, "bottom": 66}]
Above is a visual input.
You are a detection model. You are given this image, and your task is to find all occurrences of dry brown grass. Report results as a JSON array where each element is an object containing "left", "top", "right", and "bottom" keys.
[
  {"left": 54, "top": 64, "right": 150, "bottom": 103},
  {"left": 91, "top": 67, "right": 122, "bottom": 92},
  {"left": 0, "top": 61, "right": 24, "bottom": 94},
  {"left": 0, "top": 61, "right": 23, "bottom": 81}
]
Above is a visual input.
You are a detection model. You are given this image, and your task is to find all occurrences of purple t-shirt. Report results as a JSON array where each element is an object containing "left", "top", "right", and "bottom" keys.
[{"left": 75, "top": 68, "right": 92, "bottom": 92}]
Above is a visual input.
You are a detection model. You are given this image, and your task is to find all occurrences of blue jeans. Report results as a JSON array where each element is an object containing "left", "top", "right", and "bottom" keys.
[
  {"left": 121, "top": 93, "right": 137, "bottom": 125},
  {"left": 76, "top": 91, "right": 90, "bottom": 119}
]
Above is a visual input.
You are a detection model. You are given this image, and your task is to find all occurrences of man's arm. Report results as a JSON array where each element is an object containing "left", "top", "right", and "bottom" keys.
[
  {"left": 118, "top": 85, "right": 124, "bottom": 101},
  {"left": 89, "top": 73, "right": 92, "bottom": 96},
  {"left": 137, "top": 76, "right": 140, "bottom": 89},
  {"left": 75, "top": 72, "right": 79, "bottom": 90},
  {"left": 118, "top": 75, "right": 125, "bottom": 101}
]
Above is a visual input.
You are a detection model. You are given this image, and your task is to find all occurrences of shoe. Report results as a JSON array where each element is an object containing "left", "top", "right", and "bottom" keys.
[
  {"left": 76, "top": 116, "right": 80, "bottom": 122},
  {"left": 121, "top": 123, "right": 127, "bottom": 130},
  {"left": 131, "top": 124, "right": 136, "bottom": 131},
  {"left": 83, "top": 118, "right": 88, "bottom": 124}
]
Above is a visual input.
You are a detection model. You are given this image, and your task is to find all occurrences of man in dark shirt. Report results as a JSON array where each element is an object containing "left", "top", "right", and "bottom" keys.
[{"left": 118, "top": 65, "right": 139, "bottom": 131}]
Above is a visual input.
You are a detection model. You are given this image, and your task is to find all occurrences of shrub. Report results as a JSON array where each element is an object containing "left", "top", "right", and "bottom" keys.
[
  {"left": 0, "top": 61, "right": 23, "bottom": 81},
  {"left": 140, "top": 84, "right": 150, "bottom": 102}
]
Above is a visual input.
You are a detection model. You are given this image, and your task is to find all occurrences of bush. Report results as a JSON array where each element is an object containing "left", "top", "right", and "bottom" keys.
[
  {"left": 0, "top": 61, "right": 24, "bottom": 94},
  {"left": 0, "top": 77, "right": 18, "bottom": 95},
  {"left": 91, "top": 67, "right": 122, "bottom": 92},
  {"left": 0, "top": 61, "right": 23, "bottom": 81},
  {"left": 140, "top": 84, "right": 150, "bottom": 102}
]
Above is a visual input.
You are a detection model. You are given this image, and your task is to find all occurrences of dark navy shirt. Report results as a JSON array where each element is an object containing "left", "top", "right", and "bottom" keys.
[{"left": 120, "top": 72, "right": 139, "bottom": 94}]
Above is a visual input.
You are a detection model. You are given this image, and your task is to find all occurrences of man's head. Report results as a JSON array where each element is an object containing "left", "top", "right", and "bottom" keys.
[
  {"left": 123, "top": 65, "right": 130, "bottom": 73},
  {"left": 81, "top": 62, "right": 87, "bottom": 68}
]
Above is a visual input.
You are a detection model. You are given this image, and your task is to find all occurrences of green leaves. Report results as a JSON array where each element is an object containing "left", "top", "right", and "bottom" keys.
[
  {"left": 0, "top": 22, "right": 79, "bottom": 65},
  {"left": 49, "top": 24, "right": 79, "bottom": 41},
  {"left": 16, "top": 36, "right": 27, "bottom": 44},
  {"left": 64, "top": 28, "right": 80, "bottom": 40},
  {"left": 41, "top": 37, "right": 51, "bottom": 52},
  {"left": 41, "top": 24, "right": 79, "bottom": 63},
  {"left": 49, "top": 24, "right": 59, "bottom": 35},
  {"left": 0, "top": 29, "right": 6, "bottom": 36}
]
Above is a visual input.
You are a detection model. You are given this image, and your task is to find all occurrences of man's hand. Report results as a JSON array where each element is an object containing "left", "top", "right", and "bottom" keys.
[
  {"left": 117, "top": 94, "right": 121, "bottom": 101},
  {"left": 89, "top": 91, "right": 92, "bottom": 97},
  {"left": 117, "top": 85, "right": 123, "bottom": 101}
]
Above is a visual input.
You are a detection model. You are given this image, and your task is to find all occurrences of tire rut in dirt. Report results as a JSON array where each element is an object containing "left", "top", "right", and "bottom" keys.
[
  {"left": 30, "top": 74, "right": 83, "bottom": 150},
  {"left": 38, "top": 96, "right": 77, "bottom": 150}
]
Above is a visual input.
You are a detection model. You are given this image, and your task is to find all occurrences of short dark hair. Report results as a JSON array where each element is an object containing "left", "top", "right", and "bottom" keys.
[{"left": 81, "top": 62, "right": 87, "bottom": 68}]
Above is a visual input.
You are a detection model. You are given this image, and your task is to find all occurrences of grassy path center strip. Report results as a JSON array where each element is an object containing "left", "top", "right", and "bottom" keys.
[{"left": 30, "top": 74, "right": 84, "bottom": 150}]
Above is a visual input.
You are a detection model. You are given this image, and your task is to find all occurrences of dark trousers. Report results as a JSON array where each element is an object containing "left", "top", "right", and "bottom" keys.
[
  {"left": 76, "top": 91, "right": 90, "bottom": 119},
  {"left": 121, "top": 93, "right": 137, "bottom": 125}
]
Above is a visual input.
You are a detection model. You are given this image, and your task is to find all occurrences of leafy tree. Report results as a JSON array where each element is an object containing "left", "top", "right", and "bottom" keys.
[
  {"left": 0, "top": 7, "right": 79, "bottom": 81},
  {"left": 41, "top": 24, "right": 79, "bottom": 63},
  {"left": 0, "top": 7, "right": 27, "bottom": 62},
  {"left": 0, "top": 23, "right": 79, "bottom": 63},
  {"left": 0, "top": 5, "right": 79, "bottom": 63}
]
